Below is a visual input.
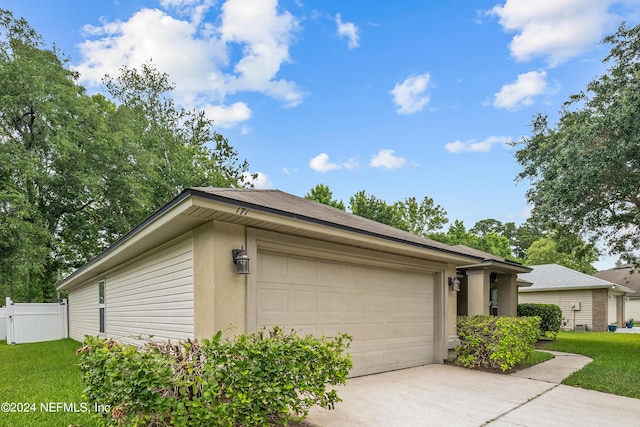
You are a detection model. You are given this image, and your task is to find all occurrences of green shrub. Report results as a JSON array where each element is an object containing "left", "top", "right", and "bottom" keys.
[
  {"left": 455, "top": 315, "right": 541, "bottom": 372},
  {"left": 77, "top": 327, "right": 352, "bottom": 426},
  {"left": 518, "top": 303, "right": 562, "bottom": 339}
]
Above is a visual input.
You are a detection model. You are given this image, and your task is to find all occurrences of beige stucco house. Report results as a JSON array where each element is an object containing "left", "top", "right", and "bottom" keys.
[
  {"left": 595, "top": 264, "right": 640, "bottom": 322},
  {"left": 57, "top": 187, "right": 530, "bottom": 377},
  {"left": 518, "top": 264, "right": 634, "bottom": 332}
]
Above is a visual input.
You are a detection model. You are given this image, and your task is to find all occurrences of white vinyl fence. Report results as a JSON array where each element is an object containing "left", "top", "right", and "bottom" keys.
[
  {"left": 2, "top": 297, "right": 68, "bottom": 344},
  {"left": 0, "top": 306, "right": 6, "bottom": 341}
]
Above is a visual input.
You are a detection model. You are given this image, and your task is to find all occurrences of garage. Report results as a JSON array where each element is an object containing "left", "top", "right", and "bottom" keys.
[{"left": 255, "top": 248, "right": 435, "bottom": 377}]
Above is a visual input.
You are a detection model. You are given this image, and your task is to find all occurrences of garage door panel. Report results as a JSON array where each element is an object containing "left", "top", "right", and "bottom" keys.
[{"left": 256, "top": 251, "right": 435, "bottom": 377}]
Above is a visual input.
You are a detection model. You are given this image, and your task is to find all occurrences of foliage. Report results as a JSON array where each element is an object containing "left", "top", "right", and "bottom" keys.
[
  {"left": 0, "top": 10, "right": 252, "bottom": 302},
  {"left": 0, "top": 339, "right": 86, "bottom": 427},
  {"left": 305, "top": 183, "right": 345, "bottom": 210},
  {"left": 514, "top": 23, "right": 640, "bottom": 265},
  {"left": 517, "top": 303, "right": 562, "bottom": 339},
  {"left": 524, "top": 235, "right": 599, "bottom": 274},
  {"left": 455, "top": 315, "right": 540, "bottom": 372},
  {"left": 347, "top": 190, "right": 448, "bottom": 236},
  {"left": 430, "top": 220, "right": 515, "bottom": 260},
  {"left": 541, "top": 331, "right": 640, "bottom": 399},
  {"left": 78, "top": 328, "right": 353, "bottom": 426}
]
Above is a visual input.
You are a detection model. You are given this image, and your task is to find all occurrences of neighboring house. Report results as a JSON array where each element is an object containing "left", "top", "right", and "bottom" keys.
[
  {"left": 595, "top": 264, "right": 640, "bottom": 322},
  {"left": 518, "top": 264, "right": 634, "bottom": 332},
  {"left": 57, "top": 187, "right": 530, "bottom": 377}
]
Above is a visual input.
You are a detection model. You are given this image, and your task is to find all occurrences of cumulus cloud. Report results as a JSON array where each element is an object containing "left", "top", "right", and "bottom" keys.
[
  {"left": 493, "top": 70, "right": 549, "bottom": 110},
  {"left": 389, "top": 73, "right": 432, "bottom": 114},
  {"left": 444, "top": 136, "right": 511, "bottom": 153},
  {"left": 203, "top": 102, "right": 252, "bottom": 127},
  {"left": 489, "top": 0, "right": 623, "bottom": 66},
  {"left": 74, "top": 0, "right": 304, "bottom": 129},
  {"left": 309, "top": 153, "right": 341, "bottom": 173},
  {"left": 308, "top": 153, "right": 358, "bottom": 173},
  {"left": 369, "top": 149, "right": 406, "bottom": 169},
  {"left": 243, "top": 171, "right": 273, "bottom": 189},
  {"left": 336, "top": 14, "right": 360, "bottom": 49}
]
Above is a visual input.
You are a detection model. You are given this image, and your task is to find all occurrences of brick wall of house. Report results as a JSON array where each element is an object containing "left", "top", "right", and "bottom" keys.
[{"left": 592, "top": 289, "right": 608, "bottom": 332}]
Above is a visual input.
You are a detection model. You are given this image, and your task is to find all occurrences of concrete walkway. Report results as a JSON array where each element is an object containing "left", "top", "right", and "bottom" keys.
[{"left": 299, "top": 351, "right": 640, "bottom": 427}]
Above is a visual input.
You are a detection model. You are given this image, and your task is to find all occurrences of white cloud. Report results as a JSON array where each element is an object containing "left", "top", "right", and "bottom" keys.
[
  {"left": 489, "top": 0, "right": 623, "bottom": 66},
  {"left": 308, "top": 153, "right": 358, "bottom": 173},
  {"left": 445, "top": 136, "right": 511, "bottom": 153},
  {"left": 309, "top": 153, "right": 341, "bottom": 173},
  {"left": 74, "top": 0, "right": 304, "bottom": 128},
  {"left": 493, "top": 70, "right": 548, "bottom": 110},
  {"left": 369, "top": 149, "right": 406, "bottom": 170},
  {"left": 336, "top": 14, "right": 360, "bottom": 49},
  {"left": 203, "top": 102, "right": 252, "bottom": 128},
  {"left": 389, "top": 73, "right": 432, "bottom": 115},
  {"left": 243, "top": 171, "right": 273, "bottom": 189}
]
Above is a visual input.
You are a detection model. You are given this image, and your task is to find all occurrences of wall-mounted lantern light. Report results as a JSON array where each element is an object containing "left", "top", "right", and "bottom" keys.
[
  {"left": 448, "top": 277, "right": 461, "bottom": 292},
  {"left": 232, "top": 247, "right": 250, "bottom": 274}
]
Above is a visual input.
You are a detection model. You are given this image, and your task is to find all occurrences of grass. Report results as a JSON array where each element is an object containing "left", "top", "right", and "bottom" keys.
[
  {"left": 539, "top": 331, "right": 640, "bottom": 399},
  {"left": 515, "top": 349, "right": 554, "bottom": 370},
  {"left": 0, "top": 339, "right": 88, "bottom": 427}
]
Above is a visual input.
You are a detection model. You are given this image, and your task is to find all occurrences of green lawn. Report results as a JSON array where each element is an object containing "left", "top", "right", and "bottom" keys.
[
  {"left": 540, "top": 331, "right": 640, "bottom": 399},
  {"left": 0, "top": 339, "right": 89, "bottom": 427}
]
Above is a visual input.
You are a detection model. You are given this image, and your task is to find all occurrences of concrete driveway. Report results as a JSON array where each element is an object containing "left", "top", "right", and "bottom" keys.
[{"left": 298, "top": 352, "right": 640, "bottom": 427}]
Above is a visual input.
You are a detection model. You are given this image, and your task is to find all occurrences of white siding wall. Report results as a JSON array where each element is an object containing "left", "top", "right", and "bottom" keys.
[
  {"left": 519, "top": 290, "right": 593, "bottom": 330},
  {"left": 626, "top": 300, "right": 640, "bottom": 322},
  {"left": 69, "top": 282, "right": 100, "bottom": 341},
  {"left": 105, "top": 233, "right": 194, "bottom": 343}
]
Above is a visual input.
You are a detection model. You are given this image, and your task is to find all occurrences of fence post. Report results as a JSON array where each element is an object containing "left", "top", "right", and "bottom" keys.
[
  {"left": 6, "top": 297, "right": 14, "bottom": 345},
  {"left": 61, "top": 299, "right": 68, "bottom": 339}
]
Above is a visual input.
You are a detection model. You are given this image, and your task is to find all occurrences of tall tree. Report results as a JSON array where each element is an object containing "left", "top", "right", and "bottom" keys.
[
  {"left": 0, "top": 11, "right": 252, "bottom": 301},
  {"left": 347, "top": 191, "right": 448, "bottom": 236},
  {"left": 525, "top": 234, "right": 599, "bottom": 274},
  {"left": 394, "top": 196, "right": 448, "bottom": 237},
  {"left": 514, "top": 22, "right": 640, "bottom": 264},
  {"left": 304, "top": 184, "right": 345, "bottom": 210}
]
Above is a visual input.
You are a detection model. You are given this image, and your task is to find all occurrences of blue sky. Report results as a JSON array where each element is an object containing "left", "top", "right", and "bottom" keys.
[{"left": 5, "top": 0, "right": 640, "bottom": 268}]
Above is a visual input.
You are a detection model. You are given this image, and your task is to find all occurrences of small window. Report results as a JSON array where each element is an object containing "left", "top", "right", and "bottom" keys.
[{"left": 99, "top": 280, "right": 105, "bottom": 334}]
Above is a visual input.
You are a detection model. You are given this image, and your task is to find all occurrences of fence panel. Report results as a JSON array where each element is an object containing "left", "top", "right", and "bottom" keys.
[
  {"left": 0, "top": 306, "right": 6, "bottom": 341},
  {"left": 5, "top": 297, "right": 68, "bottom": 344}
]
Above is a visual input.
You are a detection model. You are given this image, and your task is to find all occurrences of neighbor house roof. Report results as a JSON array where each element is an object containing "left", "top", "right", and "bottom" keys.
[
  {"left": 518, "top": 264, "right": 634, "bottom": 294},
  {"left": 595, "top": 264, "right": 640, "bottom": 300},
  {"left": 57, "top": 187, "right": 530, "bottom": 290}
]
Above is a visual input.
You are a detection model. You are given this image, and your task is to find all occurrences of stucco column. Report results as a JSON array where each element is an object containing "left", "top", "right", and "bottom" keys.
[
  {"left": 466, "top": 269, "right": 490, "bottom": 316},
  {"left": 496, "top": 274, "right": 517, "bottom": 317}
]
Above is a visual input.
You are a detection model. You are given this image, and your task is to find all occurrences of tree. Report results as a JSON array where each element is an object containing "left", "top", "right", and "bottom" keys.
[
  {"left": 525, "top": 235, "right": 599, "bottom": 274},
  {"left": 304, "top": 184, "right": 345, "bottom": 210},
  {"left": 0, "top": 11, "right": 252, "bottom": 301},
  {"left": 393, "top": 196, "right": 448, "bottom": 237},
  {"left": 514, "top": 22, "right": 640, "bottom": 264},
  {"left": 347, "top": 191, "right": 448, "bottom": 236},
  {"left": 429, "top": 220, "right": 514, "bottom": 259},
  {"left": 348, "top": 191, "right": 397, "bottom": 226}
]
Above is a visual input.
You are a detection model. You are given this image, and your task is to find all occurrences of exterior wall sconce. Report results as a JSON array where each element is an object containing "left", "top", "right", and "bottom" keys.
[
  {"left": 448, "top": 277, "right": 461, "bottom": 292},
  {"left": 232, "top": 247, "right": 250, "bottom": 274}
]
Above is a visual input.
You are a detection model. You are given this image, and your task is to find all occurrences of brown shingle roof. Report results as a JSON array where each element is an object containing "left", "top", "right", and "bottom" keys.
[{"left": 596, "top": 264, "right": 640, "bottom": 299}]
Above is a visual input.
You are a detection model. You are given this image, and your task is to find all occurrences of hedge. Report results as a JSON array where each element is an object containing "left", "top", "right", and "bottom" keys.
[
  {"left": 77, "top": 327, "right": 352, "bottom": 426},
  {"left": 517, "top": 303, "right": 562, "bottom": 339},
  {"left": 455, "top": 315, "right": 540, "bottom": 372}
]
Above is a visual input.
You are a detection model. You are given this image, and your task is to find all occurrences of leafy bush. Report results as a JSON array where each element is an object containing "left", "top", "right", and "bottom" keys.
[
  {"left": 77, "top": 327, "right": 352, "bottom": 426},
  {"left": 518, "top": 303, "right": 562, "bottom": 339},
  {"left": 455, "top": 315, "right": 540, "bottom": 372}
]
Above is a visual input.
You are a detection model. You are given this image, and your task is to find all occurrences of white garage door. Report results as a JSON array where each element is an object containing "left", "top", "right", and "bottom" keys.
[{"left": 256, "top": 250, "right": 434, "bottom": 377}]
